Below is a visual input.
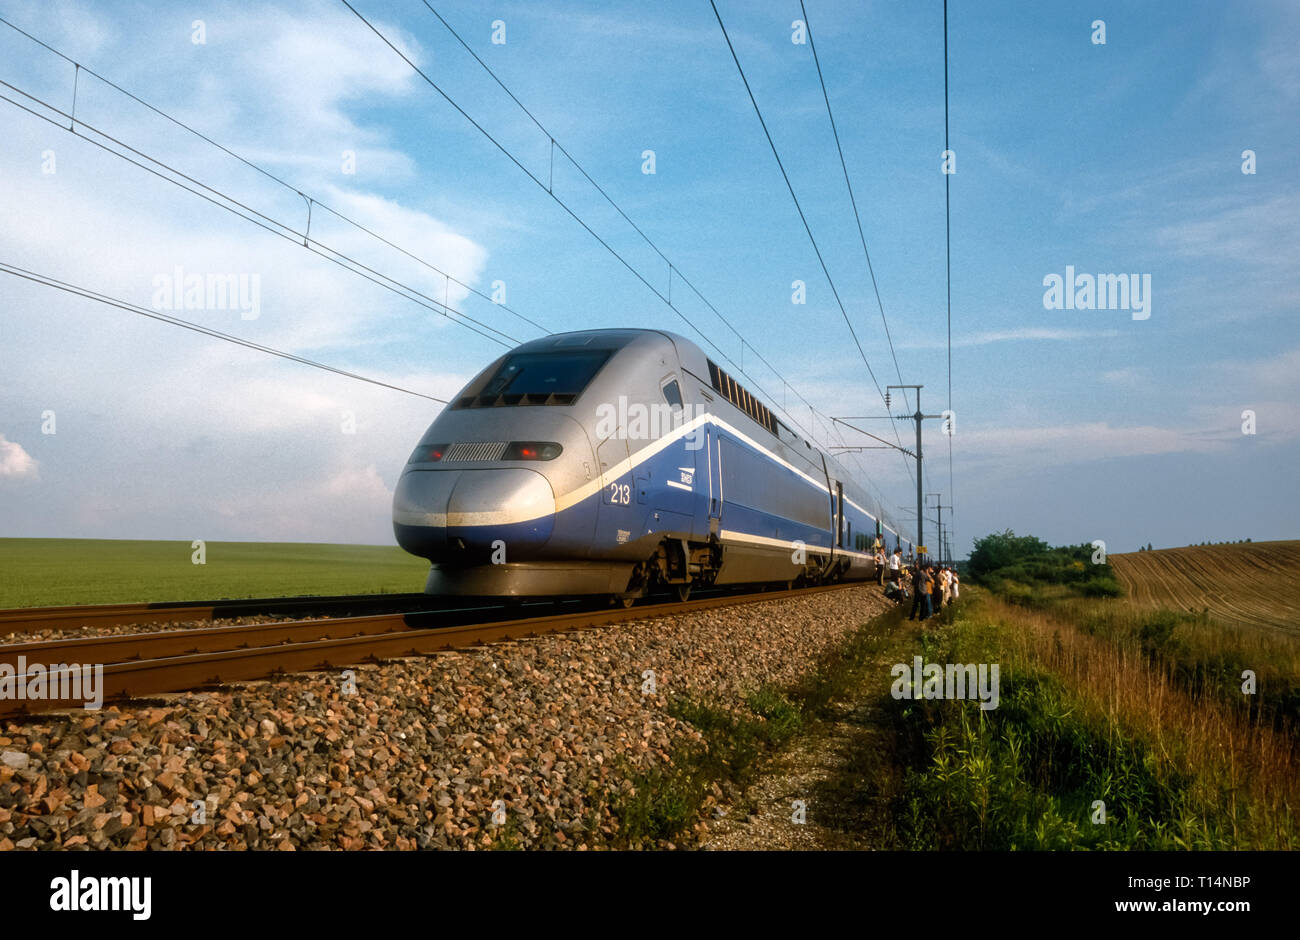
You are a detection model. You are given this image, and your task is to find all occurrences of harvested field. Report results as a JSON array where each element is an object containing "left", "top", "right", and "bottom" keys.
[{"left": 1110, "top": 541, "right": 1300, "bottom": 634}]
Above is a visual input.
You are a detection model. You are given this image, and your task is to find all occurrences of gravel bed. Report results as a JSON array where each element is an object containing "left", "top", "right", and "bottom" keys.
[{"left": 0, "top": 585, "right": 892, "bottom": 850}]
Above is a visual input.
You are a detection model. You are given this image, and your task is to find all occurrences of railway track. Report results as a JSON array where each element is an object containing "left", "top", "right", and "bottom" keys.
[
  {"left": 0, "top": 592, "right": 454, "bottom": 636},
  {"left": 0, "top": 582, "right": 859, "bottom": 718}
]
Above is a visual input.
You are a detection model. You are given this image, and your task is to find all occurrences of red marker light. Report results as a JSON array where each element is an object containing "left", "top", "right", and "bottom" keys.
[
  {"left": 503, "top": 441, "right": 562, "bottom": 461},
  {"left": 410, "top": 442, "right": 448, "bottom": 464}
]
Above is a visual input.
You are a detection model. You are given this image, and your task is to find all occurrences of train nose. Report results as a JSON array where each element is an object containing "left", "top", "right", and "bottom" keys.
[{"left": 393, "top": 468, "right": 556, "bottom": 561}]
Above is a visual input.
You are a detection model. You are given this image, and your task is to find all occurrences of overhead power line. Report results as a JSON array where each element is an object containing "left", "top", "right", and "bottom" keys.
[
  {"left": 709, "top": 0, "right": 916, "bottom": 493},
  {"left": 0, "top": 262, "right": 448, "bottom": 402},
  {"left": 0, "top": 75, "right": 518, "bottom": 350},
  {"left": 943, "top": 0, "right": 956, "bottom": 557},
  {"left": 795, "top": 0, "right": 917, "bottom": 494},
  {"left": 798, "top": 0, "right": 908, "bottom": 412},
  {"left": 708, "top": 0, "right": 884, "bottom": 403},
  {"left": 419, "top": 0, "right": 904, "bottom": 524},
  {"left": 349, "top": 0, "right": 874, "bottom": 489},
  {"left": 0, "top": 15, "right": 544, "bottom": 346}
]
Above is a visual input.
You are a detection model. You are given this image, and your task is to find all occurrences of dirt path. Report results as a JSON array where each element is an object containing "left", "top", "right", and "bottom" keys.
[{"left": 700, "top": 663, "right": 904, "bottom": 850}]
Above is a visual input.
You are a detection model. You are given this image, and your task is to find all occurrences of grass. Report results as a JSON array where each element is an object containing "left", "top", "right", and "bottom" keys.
[
  {"left": 1057, "top": 598, "right": 1300, "bottom": 730},
  {"left": 598, "top": 577, "right": 1300, "bottom": 850},
  {"left": 882, "top": 589, "right": 1300, "bottom": 849},
  {"left": 0, "top": 538, "right": 430, "bottom": 607}
]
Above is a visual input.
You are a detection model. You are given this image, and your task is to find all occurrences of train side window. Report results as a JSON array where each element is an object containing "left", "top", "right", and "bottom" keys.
[{"left": 662, "top": 379, "right": 683, "bottom": 409}]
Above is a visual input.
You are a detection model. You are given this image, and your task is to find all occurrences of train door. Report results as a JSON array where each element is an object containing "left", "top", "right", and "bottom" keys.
[
  {"left": 705, "top": 425, "right": 723, "bottom": 533},
  {"left": 648, "top": 377, "right": 697, "bottom": 535},
  {"left": 818, "top": 454, "right": 835, "bottom": 566},
  {"left": 835, "top": 481, "right": 845, "bottom": 549}
]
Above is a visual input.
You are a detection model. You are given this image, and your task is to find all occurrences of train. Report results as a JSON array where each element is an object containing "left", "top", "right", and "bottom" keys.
[{"left": 392, "top": 328, "right": 914, "bottom": 603}]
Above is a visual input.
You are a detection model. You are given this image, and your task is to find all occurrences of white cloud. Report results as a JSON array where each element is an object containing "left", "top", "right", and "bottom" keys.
[
  {"left": 209, "top": 463, "right": 397, "bottom": 541},
  {"left": 1100, "top": 368, "right": 1143, "bottom": 386},
  {"left": 897, "top": 327, "right": 1121, "bottom": 351},
  {"left": 1155, "top": 193, "right": 1299, "bottom": 269},
  {"left": 0, "top": 434, "right": 39, "bottom": 480}
]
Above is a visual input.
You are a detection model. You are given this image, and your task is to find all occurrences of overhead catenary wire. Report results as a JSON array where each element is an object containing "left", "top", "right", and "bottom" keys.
[
  {"left": 798, "top": 1, "right": 911, "bottom": 418},
  {"left": 0, "top": 76, "right": 518, "bottom": 350},
  {"left": 708, "top": 0, "right": 885, "bottom": 404},
  {"left": 3, "top": 10, "right": 864, "bottom": 494},
  {"left": 710, "top": 0, "right": 916, "bottom": 499},
  {"left": 0, "top": 15, "right": 548, "bottom": 341},
  {"left": 352, "top": 1, "right": 876, "bottom": 492},
  {"left": 796, "top": 0, "right": 917, "bottom": 491},
  {"left": 943, "top": 0, "right": 956, "bottom": 559},
  {"left": 0, "top": 262, "right": 449, "bottom": 403}
]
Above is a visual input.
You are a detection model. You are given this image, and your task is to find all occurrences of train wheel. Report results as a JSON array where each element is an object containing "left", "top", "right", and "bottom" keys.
[
  {"left": 673, "top": 584, "right": 691, "bottom": 603},
  {"left": 618, "top": 595, "right": 636, "bottom": 609}
]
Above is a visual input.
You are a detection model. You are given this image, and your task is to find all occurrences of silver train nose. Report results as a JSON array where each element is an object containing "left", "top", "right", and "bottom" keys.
[{"left": 393, "top": 468, "right": 556, "bottom": 560}]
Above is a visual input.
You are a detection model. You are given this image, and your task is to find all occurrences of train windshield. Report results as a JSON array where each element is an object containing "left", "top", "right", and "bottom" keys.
[{"left": 463, "top": 349, "right": 614, "bottom": 406}]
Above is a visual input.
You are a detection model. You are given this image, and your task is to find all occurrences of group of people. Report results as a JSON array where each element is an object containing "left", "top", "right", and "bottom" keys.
[{"left": 873, "top": 544, "right": 959, "bottom": 622}]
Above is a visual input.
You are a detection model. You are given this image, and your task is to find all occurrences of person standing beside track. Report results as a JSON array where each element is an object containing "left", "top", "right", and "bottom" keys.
[
  {"left": 889, "top": 548, "right": 902, "bottom": 583},
  {"left": 930, "top": 563, "right": 944, "bottom": 615},
  {"left": 874, "top": 547, "right": 886, "bottom": 585},
  {"left": 909, "top": 564, "right": 932, "bottom": 621}
]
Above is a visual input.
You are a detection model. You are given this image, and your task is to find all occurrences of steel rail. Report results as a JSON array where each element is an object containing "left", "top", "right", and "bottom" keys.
[
  {"left": 0, "top": 593, "right": 466, "bottom": 635},
  {"left": 0, "top": 583, "right": 861, "bottom": 716}
]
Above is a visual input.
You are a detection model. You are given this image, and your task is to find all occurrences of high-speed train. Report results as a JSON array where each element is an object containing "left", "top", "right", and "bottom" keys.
[{"left": 393, "top": 328, "right": 914, "bottom": 602}]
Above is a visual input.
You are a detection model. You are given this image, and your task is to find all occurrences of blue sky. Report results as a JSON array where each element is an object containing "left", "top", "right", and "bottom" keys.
[{"left": 0, "top": 0, "right": 1296, "bottom": 555}]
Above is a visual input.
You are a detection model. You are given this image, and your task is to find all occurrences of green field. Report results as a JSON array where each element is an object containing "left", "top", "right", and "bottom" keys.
[{"left": 0, "top": 539, "right": 430, "bottom": 608}]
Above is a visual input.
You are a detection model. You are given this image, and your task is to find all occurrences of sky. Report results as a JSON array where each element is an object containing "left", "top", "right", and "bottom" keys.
[{"left": 0, "top": 0, "right": 1297, "bottom": 557}]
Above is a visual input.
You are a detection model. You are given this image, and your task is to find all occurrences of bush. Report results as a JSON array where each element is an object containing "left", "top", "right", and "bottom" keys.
[
  {"left": 1081, "top": 578, "right": 1122, "bottom": 598},
  {"left": 968, "top": 530, "right": 1050, "bottom": 582},
  {"left": 967, "top": 531, "right": 1123, "bottom": 601}
]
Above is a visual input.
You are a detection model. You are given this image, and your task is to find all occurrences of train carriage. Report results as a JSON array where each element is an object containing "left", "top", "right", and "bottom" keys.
[{"left": 393, "top": 328, "right": 911, "bottom": 602}]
